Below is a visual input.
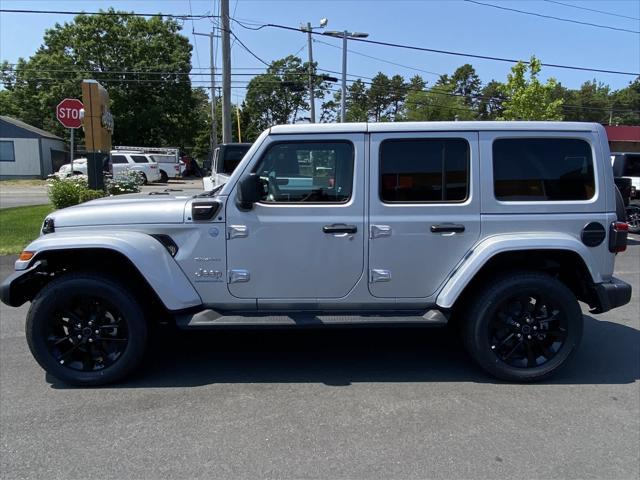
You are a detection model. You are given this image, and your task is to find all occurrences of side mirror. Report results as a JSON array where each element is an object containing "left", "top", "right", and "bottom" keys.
[{"left": 237, "top": 173, "right": 262, "bottom": 210}]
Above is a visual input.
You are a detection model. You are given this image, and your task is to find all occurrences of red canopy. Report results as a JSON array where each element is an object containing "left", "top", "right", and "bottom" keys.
[{"left": 604, "top": 125, "right": 640, "bottom": 142}]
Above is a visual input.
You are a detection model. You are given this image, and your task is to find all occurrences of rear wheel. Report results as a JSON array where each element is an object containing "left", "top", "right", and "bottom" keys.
[
  {"left": 139, "top": 172, "right": 148, "bottom": 185},
  {"left": 461, "top": 271, "right": 582, "bottom": 382},
  {"left": 26, "top": 273, "right": 147, "bottom": 386},
  {"left": 159, "top": 170, "right": 169, "bottom": 183}
]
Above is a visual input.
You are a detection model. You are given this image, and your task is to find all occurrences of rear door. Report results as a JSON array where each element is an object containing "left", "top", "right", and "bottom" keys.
[{"left": 368, "top": 131, "right": 480, "bottom": 298}]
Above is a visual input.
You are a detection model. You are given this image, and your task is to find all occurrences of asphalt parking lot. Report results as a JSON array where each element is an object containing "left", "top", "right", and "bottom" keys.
[{"left": 0, "top": 240, "right": 638, "bottom": 479}]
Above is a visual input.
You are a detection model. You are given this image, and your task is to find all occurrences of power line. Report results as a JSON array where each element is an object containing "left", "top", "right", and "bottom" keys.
[
  {"left": 187, "top": 0, "right": 201, "bottom": 69},
  {"left": 542, "top": 0, "right": 640, "bottom": 22},
  {"left": 229, "top": 31, "right": 269, "bottom": 66},
  {"left": 463, "top": 0, "right": 639, "bottom": 34},
  {"left": 231, "top": 18, "right": 640, "bottom": 76},
  {"left": 0, "top": 8, "right": 213, "bottom": 20},
  {"left": 314, "top": 38, "right": 443, "bottom": 78}
]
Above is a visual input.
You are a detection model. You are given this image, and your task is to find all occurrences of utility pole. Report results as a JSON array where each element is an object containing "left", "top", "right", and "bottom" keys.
[
  {"left": 193, "top": 30, "right": 218, "bottom": 155},
  {"left": 221, "top": 0, "right": 232, "bottom": 143},
  {"left": 306, "top": 22, "right": 315, "bottom": 123},
  {"left": 323, "top": 29, "right": 369, "bottom": 122},
  {"left": 301, "top": 19, "right": 327, "bottom": 124}
]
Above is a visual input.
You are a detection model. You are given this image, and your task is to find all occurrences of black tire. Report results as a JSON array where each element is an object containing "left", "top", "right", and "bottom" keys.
[
  {"left": 159, "top": 170, "right": 169, "bottom": 183},
  {"left": 26, "top": 273, "right": 147, "bottom": 386},
  {"left": 139, "top": 172, "right": 148, "bottom": 185},
  {"left": 461, "top": 271, "right": 583, "bottom": 382}
]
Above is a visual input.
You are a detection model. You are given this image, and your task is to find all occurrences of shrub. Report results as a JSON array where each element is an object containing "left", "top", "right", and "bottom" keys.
[
  {"left": 47, "top": 175, "right": 105, "bottom": 209},
  {"left": 106, "top": 169, "right": 143, "bottom": 195}
]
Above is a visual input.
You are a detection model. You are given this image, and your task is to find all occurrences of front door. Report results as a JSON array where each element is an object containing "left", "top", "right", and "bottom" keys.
[
  {"left": 368, "top": 131, "right": 480, "bottom": 298},
  {"left": 226, "top": 134, "right": 365, "bottom": 300}
]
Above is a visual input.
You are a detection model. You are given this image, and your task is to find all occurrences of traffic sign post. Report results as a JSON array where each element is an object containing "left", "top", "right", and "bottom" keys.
[{"left": 56, "top": 98, "right": 84, "bottom": 174}]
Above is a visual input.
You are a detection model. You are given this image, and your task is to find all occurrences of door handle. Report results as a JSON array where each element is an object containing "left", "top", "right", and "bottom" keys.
[
  {"left": 323, "top": 224, "right": 357, "bottom": 234},
  {"left": 431, "top": 223, "right": 465, "bottom": 233}
]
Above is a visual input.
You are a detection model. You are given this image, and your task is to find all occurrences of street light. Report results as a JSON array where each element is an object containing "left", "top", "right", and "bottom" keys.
[
  {"left": 301, "top": 19, "right": 329, "bottom": 123},
  {"left": 323, "top": 30, "right": 369, "bottom": 122}
]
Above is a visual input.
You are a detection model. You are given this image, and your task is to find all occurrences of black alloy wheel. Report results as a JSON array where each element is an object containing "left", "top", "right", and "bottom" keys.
[
  {"left": 462, "top": 271, "right": 582, "bottom": 382},
  {"left": 26, "top": 273, "right": 147, "bottom": 386},
  {"left": 45, "top": 296, "right": 129, "bottom": 372},
  {"left": 488, "top": 293, "right": 567, "bottom": 368}
]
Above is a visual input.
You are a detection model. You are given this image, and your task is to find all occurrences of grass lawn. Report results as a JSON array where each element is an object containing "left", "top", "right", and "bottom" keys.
[{"left": 0, "top": 204, "right": 54, "bottom": 255}]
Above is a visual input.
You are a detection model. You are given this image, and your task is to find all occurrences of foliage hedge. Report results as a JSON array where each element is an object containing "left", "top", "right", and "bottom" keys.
[{"left": 47, "top": 170, "right": 143, "bottom": 209}]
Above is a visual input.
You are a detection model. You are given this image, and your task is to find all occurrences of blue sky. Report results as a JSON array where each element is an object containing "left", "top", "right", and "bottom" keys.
[{"left": 1, "top": 0, "right": 639, "bottom": 103}]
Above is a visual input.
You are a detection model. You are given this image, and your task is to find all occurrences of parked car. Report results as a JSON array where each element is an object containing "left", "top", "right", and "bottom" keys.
[
  {"left": 58, "top": 152, "right": 162, "bottom": 184},
  {"left": 150, "top": 154, "right": 186, "bottom": 182},
  {"left": 611, "top": 153, "right": 640, "bottom": 233},
  {"left": 202, "top": 143, "right": 252, "bottom": 191},
  {"left": 2, "top": 121, "right": 631, "bottom": 386}
]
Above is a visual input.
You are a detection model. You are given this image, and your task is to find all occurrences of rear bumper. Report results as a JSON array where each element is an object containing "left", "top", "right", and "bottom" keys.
[{"left": 590, "top": 277, "right": 632, "bottom": 314}]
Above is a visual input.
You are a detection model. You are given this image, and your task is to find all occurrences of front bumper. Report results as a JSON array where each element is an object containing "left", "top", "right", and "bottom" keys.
[
  {"left": 590, "top": 277, "right": 632, "bottom": 314},
  {"left": 0, "top": 261, "right": 43, "bottom": 307}
]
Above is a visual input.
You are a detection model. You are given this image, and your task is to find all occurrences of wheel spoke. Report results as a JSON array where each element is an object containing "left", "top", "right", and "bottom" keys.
[
  {"left": 525, "top": 342, "right": 537, "bottom": 367},
  {"left": 96, "top": 336, "right": 127, "bottom": 343},
  {"left": 502, "top": 340, "right": 523, "bottom": 361}
]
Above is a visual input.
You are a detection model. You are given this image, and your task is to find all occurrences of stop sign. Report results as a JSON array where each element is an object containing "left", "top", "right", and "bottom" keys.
[{"left": 56, "top": 98, "right": 84, "bottom": 128}]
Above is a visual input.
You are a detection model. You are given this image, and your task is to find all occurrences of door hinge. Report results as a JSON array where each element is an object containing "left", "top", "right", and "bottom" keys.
[
  {"left": 370, "top": 225, "right": 392, "bottom": 239},
  {"left": 228, "top": 269, "right": 250, "bottom": 283},
  {"left": 370, "top": 269, "right": 392, "bottom": 283},
  {"left": 227, "top": 225, "right": 248, "bottom": 239}
]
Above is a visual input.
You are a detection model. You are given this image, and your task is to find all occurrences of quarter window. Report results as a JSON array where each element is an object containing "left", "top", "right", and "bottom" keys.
[
  {"left": 379, "top": 138, "right": 469, "bottom": 202},
  {"left": 493, "top": 138, "right": 595, "bottom": 201},
  {"left": 131, "top": 155, "right": 150, "bottom": 163},
  {"left": 254, "top": 141, "right": 354, "bottom": 203},
  {"left": 111, "top": 155, "right": 128, "bottom": 164},
  {"left": 0, "top": 141, "right": 15, "bottom": 162}
]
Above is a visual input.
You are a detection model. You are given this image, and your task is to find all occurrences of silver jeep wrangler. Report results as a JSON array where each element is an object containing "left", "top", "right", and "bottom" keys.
[{"left": 1, "top": 122, "right": 632, "bottom": 385}]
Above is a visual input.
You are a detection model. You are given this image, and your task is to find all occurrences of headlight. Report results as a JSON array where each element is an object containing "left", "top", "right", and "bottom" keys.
[{"left": 42, "top": 217, "right": 55, "bottom": 234}]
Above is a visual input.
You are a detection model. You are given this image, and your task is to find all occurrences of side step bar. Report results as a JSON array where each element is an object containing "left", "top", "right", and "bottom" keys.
[{"left": 175, "top": 309, "right": 448, "bottom": 329}]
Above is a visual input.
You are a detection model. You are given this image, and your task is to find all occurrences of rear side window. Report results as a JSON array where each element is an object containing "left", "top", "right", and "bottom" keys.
[
  {"left": 111, "top": 155, "right": 128, "bottom": 164},
  {"left": 622, "top": 154, "right": 640, "bottom": 176},
  {"left": 493, "top": 138, "right": 595, "bottom": 201},
  {"left": 222, "top": 146, "right": 250, "bottom": 174},
  {"left": 380, "top": 138, "right": 469, "bottom": 202},
  {"left": 131, "top": 155, "right": 149, "bottom": 164}
]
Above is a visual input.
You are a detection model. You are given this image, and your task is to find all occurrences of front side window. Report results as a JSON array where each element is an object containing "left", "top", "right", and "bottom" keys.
[
  {"left": 0, "top": 141, "right": 15, "bottom": 162},
  {"left": 132, "top": 155, "right": 149, "bottom": 164},
  {"left": 254, "top": 141, "right": 354, "bottom": 203},
  {"left": 493, "top": 138, "right": 595, "bottom": 201},
  {"left": 380, "top": 138, "right": 469, "bottom": 202}
]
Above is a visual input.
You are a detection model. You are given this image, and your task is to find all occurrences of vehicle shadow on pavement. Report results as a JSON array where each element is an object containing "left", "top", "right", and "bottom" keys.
[{"left": 49, "top": 314, "right": 640, "bottom": 388}]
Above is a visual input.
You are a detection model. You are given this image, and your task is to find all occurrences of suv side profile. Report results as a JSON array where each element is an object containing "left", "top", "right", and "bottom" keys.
[
  {"left": 58, "top": 152, "right": 162, "bottom": 184},
  {"left": 2, "top": 122, "right": 631, "bottom": 386}
]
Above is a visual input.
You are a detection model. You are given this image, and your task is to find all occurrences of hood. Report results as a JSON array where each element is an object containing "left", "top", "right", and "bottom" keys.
[{"left": 49, "top": 193, "right": 193, "bottom": 228}]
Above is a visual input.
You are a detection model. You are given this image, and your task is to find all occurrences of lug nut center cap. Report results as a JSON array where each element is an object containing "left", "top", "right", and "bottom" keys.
[
  {"left": 82, "top": 327, "right": 92, "bottom": 336},
  {"left": 521, "top": 325, "right": 531, "bottom": 335}
]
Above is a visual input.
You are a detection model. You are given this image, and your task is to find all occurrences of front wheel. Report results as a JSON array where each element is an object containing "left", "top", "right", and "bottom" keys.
[
  {"left": 26, "top": 273, "right": 147, "bottom": 386},
  {"left": 461, "top": 271, "right": 583, "bottom": 382}
]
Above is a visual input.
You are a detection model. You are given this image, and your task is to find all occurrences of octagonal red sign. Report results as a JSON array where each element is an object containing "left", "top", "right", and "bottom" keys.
[{"left": 56, "top": 98, "right": 84, "bottom": 128}]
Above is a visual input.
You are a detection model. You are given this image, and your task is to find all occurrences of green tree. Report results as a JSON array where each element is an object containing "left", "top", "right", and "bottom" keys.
[
  {"left": 450, "top": 64, "right": 481, "bottom": 107},
  {"left": 611, "top": 77, "right": 640, "bottom": 125},
  {"left": 499, "top": 56, "right": 564, "bottom": 120},
  {"left": 0, "top": 10, "right": 200, "bottom": 148},
  {"left": 477, "top": 80, "right": 505, "bottom": 120},
  {"left": 405, "top": 82, "right": 474, "bottom": 121},
  {"left": 367, "top": 72, "right": 392, "bottom": 121},
  {"left": 345, "top": 79, "right": 369, "bottom": 122},
  {"left": 243, "top": 55, "right": 330, "bottom": 136}
]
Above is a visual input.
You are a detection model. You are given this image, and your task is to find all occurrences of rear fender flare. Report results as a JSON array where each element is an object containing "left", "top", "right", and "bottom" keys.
[{"left": 436, "top": 233, "right": 599, "bottom": 309}]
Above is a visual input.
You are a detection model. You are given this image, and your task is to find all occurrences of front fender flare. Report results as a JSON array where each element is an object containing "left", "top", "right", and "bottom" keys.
[
  {"left": 20, "top": 231, "right": 202, "bottom": 311},
  {"left": 435, "top": 233, "right": 599, "bottom": 309}
]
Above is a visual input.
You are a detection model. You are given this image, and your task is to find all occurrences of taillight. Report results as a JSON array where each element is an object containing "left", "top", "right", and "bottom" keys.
[
  {"left": 609, "top": 221, "right": 629, "bottom": 253},
  {"left": 174, "top": 165, "right": 179, "bottom": 171}
]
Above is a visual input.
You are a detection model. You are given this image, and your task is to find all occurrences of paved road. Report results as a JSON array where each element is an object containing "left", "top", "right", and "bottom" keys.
[
  {"left": 0, "top": 178, "right": 205, "bottom": 209},
  {"left": 0, "top": 241, "right": 638, "bottom": 479}
]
